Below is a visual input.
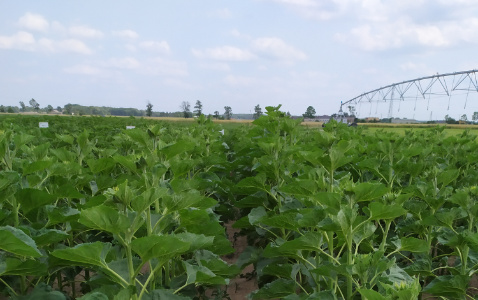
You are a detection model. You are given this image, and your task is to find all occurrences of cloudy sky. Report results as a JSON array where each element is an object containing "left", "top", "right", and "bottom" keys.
[{"left": 1, "top": 0, "right": 478, "bottom": 119}]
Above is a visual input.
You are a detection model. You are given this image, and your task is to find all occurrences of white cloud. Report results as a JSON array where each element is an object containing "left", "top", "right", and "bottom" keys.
[
  {"left": 192, "top": 46, "right": 255, "bottom": 61},
  {"left": 266, "top": 0, "right": 346, "bottom": 20},
  {"left": 51, "top": 21, "right": 66, "bottom": 33},
  {"left": 125, "top": 44, "right": 137, "bottom": 52},
  {"left": 38, "top": 38, "right": 93, "bottom": 54},
  {"left": 252, "top": 37, "right": 307, "bottom": 62},
  {"left": 0, "top": 31, "right": 35, "bottom": 50},
  {"left": 163, "top": 78, "right": 198, "bottom": 90},
  {"left": 112, "top": 29, "right": 139, "bottom": 39},
  {"left": 230, "top": 29, "right": 249, "bottom": 39},
  {"left": 198, "top": 62, "right": 231, "bottom": 72},
  {"left": 139, "top": 40, "right": 170, "bottom": 53},
  {"left": 105, "top": 57, "right": 140, "bottom": 69},
  {"left": 415, "top": 25, "right": 448, "bottom": 47},
  {"left": 17, "top": 12, "right": 49, "bottom": 32},
  {"left": 64, "top": 64, "right": 102, "bottom": 75},
  {"left": 54, "top": 39, "right": 92, "bottom": 54},
  {"left": 223, "top": 74, "right": 257, "bottom": 87},
  {"left": 400, "top": 62, "right": 426, "bottom": 72},
  {"left": 336, "top": 16, "right": 478, "bottom": 51},
  {"left": 269, "top": 0, "right": 318, "bottom": 7},
  {"left": 144, "top": 58, "right": 188, "bottom": 76},
  {"left": 69, "top": 25, "right": 103, "bottom": 39},
  {"left": 210, "top": 8, "right": 232, "bottom": 19}
]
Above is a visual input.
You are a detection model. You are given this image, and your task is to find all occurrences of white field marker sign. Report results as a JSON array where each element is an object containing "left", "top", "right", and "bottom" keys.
[
  {"left": 39, "top": 122, "right": 49, "bottom": 128},
  {"left": 126, "top": 126, "right": 135, "bottom": 129},
  {"left": 219, "top": 129, "right": 224, "bottom": 135}
]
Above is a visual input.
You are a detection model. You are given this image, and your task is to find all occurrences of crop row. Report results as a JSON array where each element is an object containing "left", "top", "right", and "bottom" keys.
[{"left": 1, "top": 109, "right": 478, "bottom": 299}]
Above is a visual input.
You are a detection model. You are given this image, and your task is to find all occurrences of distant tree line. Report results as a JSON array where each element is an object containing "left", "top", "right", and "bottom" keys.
[{"left": 9, "top": 100, "right": 478, "bottom": 124}]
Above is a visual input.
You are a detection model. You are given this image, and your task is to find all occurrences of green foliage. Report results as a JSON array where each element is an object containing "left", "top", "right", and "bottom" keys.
[
  {"left": 302, "top": 105, "right": 316, "bottom": 118},
  {"left": 1, "top": 110, "right": 478, "bottom": 299}
]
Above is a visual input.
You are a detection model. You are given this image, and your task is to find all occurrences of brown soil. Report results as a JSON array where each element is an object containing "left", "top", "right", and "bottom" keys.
[{"left": 223, "top": 221, "right": 258, "bottom": 300}]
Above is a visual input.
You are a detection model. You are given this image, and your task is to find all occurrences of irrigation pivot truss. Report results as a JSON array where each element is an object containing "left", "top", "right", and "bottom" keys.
[{"left": 341, "top": 69, "right": 478, "bottom": 119}]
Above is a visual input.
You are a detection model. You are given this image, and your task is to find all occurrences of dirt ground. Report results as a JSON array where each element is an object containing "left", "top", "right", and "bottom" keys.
[{"left": 223, "top": 221, "right": 258, "bottom": 300}]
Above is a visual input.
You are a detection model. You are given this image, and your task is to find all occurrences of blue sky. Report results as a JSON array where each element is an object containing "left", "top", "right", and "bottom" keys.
[{"left": 1, "top": 0, "right": 478, "bottom": 120}]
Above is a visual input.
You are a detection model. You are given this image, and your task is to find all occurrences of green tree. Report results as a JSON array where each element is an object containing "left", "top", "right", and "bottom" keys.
[
  {"left": 460, "top": 114, "right": 468, "bottom": 122},
  {"left": 19, "top": 101, "right": 26, "bottom": 112},
  {"left": 0, "top": 105, "right": 4, "bottom": 113},
  {"left": 472, "top": 112, "right": 478, "bottom": 123},
  {"left": 7, "top": 106, "right": 14, "bottom": 113},
  {"left": 224, "top": 106, "right": 232, "bottom": 120},
  {"left": 29, "top": 98, "right": 40, "bottom": 112},
  {"left": 445, "top": 114, "right": 457, "bottom": 124},
  {"left": 180, "top": 101, "right": 191, "bottom": 118},
  {"left": 253, "top": 104, "right": 263, "bottom": 120},
  {"left": 146, "top": 102, "right": 153, "bottom": 117},
  {"left": 214, "top": 111, "right": 220, "bottom": 119},
  {"left": 56, "top": 106, "right": 62, "bottom": 112},
  {"left": 194, "top": 100, "right": 203, "bottom": 117},
  {"left": 302, "top": 106, "right": 316, "bottom": 118},
  {"left": 64, "top": 104, "right": 73, "bottom": 115},
  {"left": 46, "top": 105, "right": 54, "bottom": 113}
]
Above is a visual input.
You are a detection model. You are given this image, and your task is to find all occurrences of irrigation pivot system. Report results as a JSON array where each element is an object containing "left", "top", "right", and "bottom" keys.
[{"left": 341, "top": 69, "right": 478, "bottom": 119}]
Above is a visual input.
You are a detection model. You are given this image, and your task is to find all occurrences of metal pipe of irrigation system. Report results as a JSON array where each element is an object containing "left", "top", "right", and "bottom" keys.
[{"left": 341, "top": 69, "right": 478, "bottom": 107}]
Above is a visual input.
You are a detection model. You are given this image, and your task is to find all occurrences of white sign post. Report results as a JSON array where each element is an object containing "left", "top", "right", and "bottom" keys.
[{"left": 39, "top": 122, "right": 49, "bottom": 128}]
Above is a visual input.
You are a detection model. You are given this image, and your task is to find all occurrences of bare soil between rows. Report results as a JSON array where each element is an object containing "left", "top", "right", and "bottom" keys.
[{"left": 222, "top": 221, "right": 258, "bottom": 300}]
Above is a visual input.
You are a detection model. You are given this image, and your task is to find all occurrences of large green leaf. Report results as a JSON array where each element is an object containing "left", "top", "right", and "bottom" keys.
[
  {"left": 393, "top": 237, "right": 430, "bottom": 253},
  {"left": 251, "top": 278, "right": 296, "bottom": 299},
  {"left": 352, "top": 182, "right": 389, "bottom": 202},
  {"left": 12, "top": 283, "right": 66, "bottom": 300},
  {"left": 55, "top": 134, "right": 74, "bottom": 145},
  {"left": 311, "top": 192, "right": 341, "bottom": 212},
  {"left": 32, "top": 228, "right": 69, "bottom": 246},
  {"left": 77, "top": 292, "right": 109, "bottom": 300},
  {"left": 0, "top": 257, "right": 47, "bottom": 276},
  {"left": 16, "top": 188, "right": 57, "bottom": 214},
  {"left": 131, "top": 235, "right": 190, "bottom": 262},
  {"left": 162, "top": 191, "right": 216, "bottom": 212},
  {"left": 235, "top": 173, "right": 267, "bottom": 194},
  {"left": 358, "top": 289, "right": 386, "bottom": 300},
  {"left": 263, "top": 263, "right": 294, "bottom": 279},
  {"left": 55, "top": 184, "right": 84, "bottom": 199},
  {"left": 0, "top": 226, "right": 41, "bottom": 257},
  {"left": 369, "top": 202, "right": 407, "bottom": 220},
  {"left": 263, "top": 232, "right": 323, "bottom": 257},
  {"left": 79, "top": 205, "right": 130, "bottom": 234},
  {"left": 422, "top": 275, "right": 469, "bottom": 298},
  {"left": 131, "top": 187, "right": 168, "bottom": 213},
  {"left": 145, "top": 289, "right": 190, "bottom": 300},
  {"left": 50, "top": 148, "right": 76, "bottom": 162},
  {"left": 283, "top": 291, "right": 336, "bottom": 300},
  {"left": 14, "top": 132, "right": 35, "bottom": 148},
  {"left": 183, "top": 261, "right": 227, "bottom": 285},
  {"left": 22, "top": 160, "right": 54, "bottom": 175},
  {"left": 51, "top": 242, "right": 109, "bottom": 267},
  {"left": 195, "top": 250, "right": 240, "bottom": 278},
  {"left": 113, "top": 155, "right": 137, "bottom": 173},
  {"left": 87, "top": 157, "right": 116, "bottom": 174},
  {"left": 248, "top": 206, "right": 267, "bottom": 225},
  {"left": 46, "top": 205, "right": 80, "bottom": 226},
  {"left": 175, "top": 232, "right": 214, "bottom": 252},
  {"left": 260, "top": 212, "right": 302, "bottom": 232},
  {"left": 437, "top": 169, "right": 460, "bottom": 189},
  {"left": 160, "top": 140, "right": 196, "bottom": 159},
  {"left": 0, "top": 171, "right": 21, "bottom": 191}
]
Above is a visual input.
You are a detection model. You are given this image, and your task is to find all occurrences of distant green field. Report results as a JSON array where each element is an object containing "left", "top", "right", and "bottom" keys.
[{"left": 361, "top": 126, "right": 478, "bottom": 137}]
